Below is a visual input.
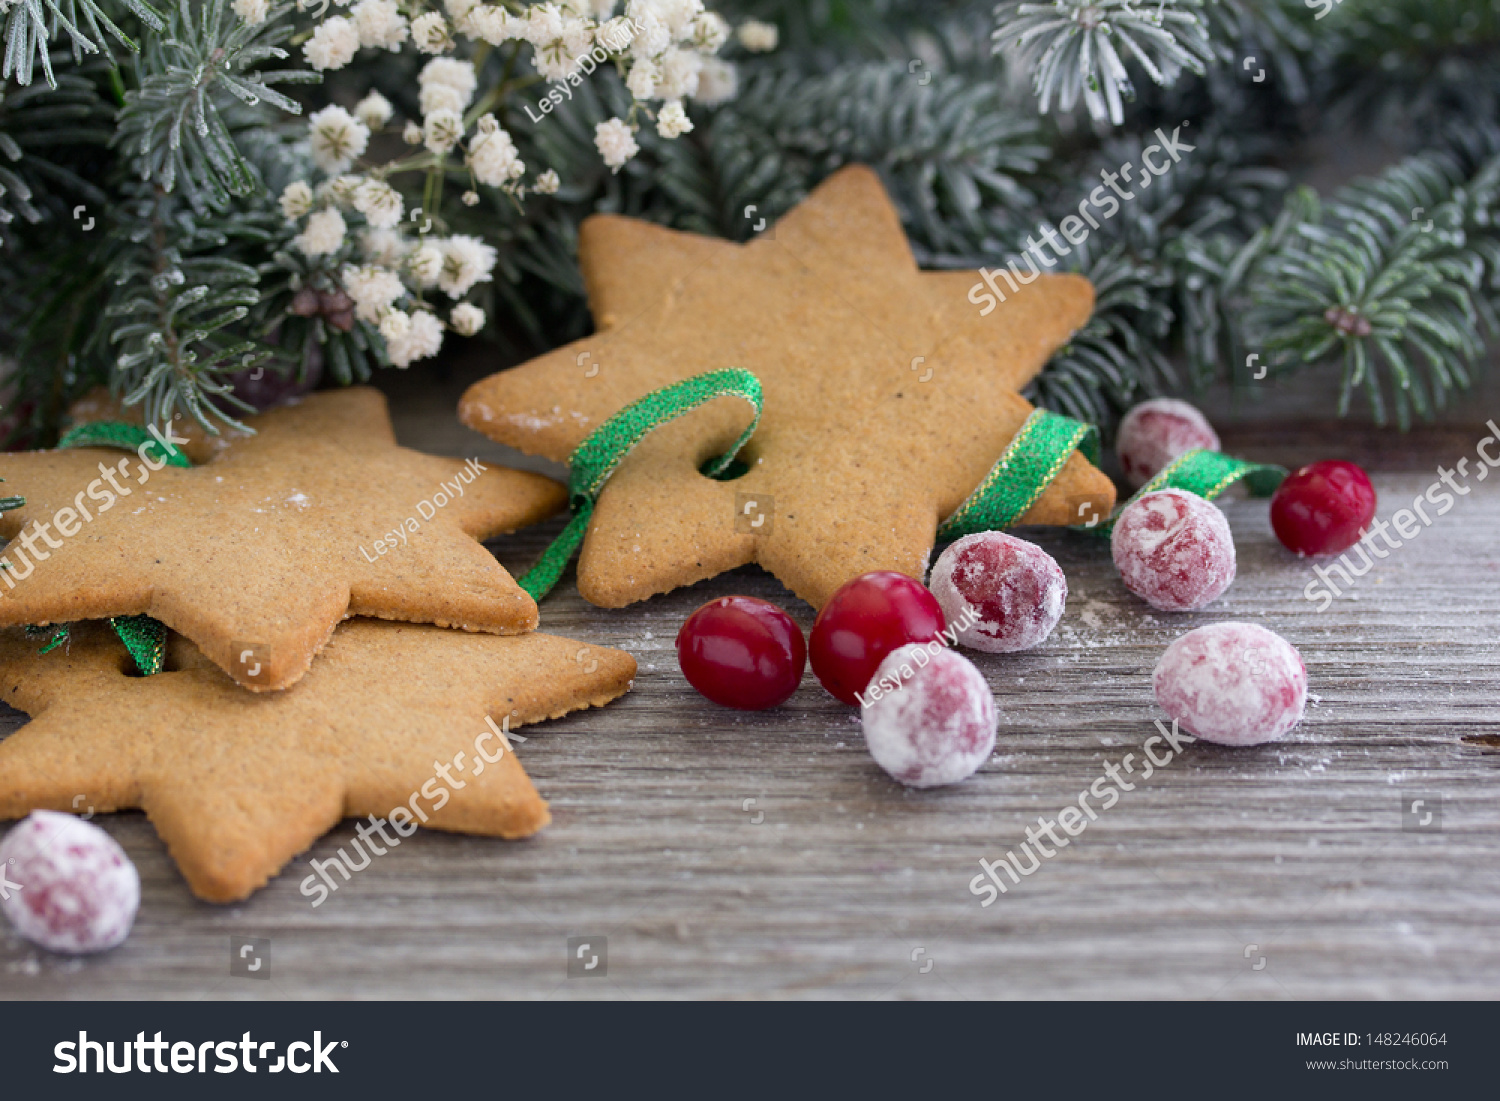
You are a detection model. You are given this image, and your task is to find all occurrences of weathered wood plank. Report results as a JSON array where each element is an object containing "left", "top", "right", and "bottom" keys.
[{"left": 2, "top": 357, "right": 1498, "bottom": 1000}]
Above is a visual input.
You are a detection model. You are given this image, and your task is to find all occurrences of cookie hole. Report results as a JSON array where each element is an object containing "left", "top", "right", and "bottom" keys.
[{"left": 701, "top": 456, "right": 750, "bottom": 481}]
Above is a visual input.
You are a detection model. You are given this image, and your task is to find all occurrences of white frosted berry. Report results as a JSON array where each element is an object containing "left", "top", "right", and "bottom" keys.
[
  {"left": 930, "top": 531, "right": 1066, "bottom": 653},
  {"left": 1153, "top": 622, "right": 1307, "bottom": 746},
  {"left": 861, "top": 643, "right": 996, "bottom": 788},
  {"left": 0, "top": 811, "right": 140, "bottom": 953},
  {"left": 1116, "top": 398, "right": 1220, "bottom": 489},
  {"left": 1111, "top": 488, "right": 1235, "bottom": 612}
]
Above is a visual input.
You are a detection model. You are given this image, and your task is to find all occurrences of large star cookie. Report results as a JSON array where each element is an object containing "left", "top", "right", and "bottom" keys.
[
  {"left": 459, "top": 165, "right": 1114, "bottom": 610},
  {"left": 0, "top": 619, "right": 635, "bottom": 901},
  {"left": 0, "top": 388, "right": 566, "bottom": 690}
]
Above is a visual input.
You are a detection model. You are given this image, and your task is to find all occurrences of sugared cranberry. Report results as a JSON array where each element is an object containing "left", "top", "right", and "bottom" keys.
[
  {"left": 0, "top": 811, "right": 140, "bottom": 954},
  {"left": 1270, "top": 460, "right": 1377, "bottom": 557},
  {"left": 1111, "top": 488, "right": 1236, "bottom": 611},
  {"left": 929, "top": 532, "right": 1067, "bottom": 653},
  {"left": 862, "top": 643, "right": 996, "bottom": 787},
  {"left": 677, "top": 596, "right": 806, "bottom": 710},
  {"left": 809, "top": 571, "right": 946, "bottom": 705},
  {"left": 1153, "top": 622, "right": 1307, "bottom": 746},
  {"left": 1116, "top": 398, "right": 1221, "bottom": 489}
]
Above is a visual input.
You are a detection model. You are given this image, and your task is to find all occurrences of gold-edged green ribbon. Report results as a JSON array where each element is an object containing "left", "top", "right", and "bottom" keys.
[
  {"left": 1087, "top": 447, "right": 1287, "bottom": 536},
  {"left": 517, "top": 368, "right": 763, "bottom": 601},
  {"left": 938, "top": 409, "right": 1099, "bottom": 538}
]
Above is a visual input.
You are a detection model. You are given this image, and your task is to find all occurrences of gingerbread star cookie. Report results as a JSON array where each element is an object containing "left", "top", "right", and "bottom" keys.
[
  {"left": 0, "top": 619, "right": 635, "bottom": 901},
  {"left": 0, "top": 388, "right": 566, "bottom": 690},
  {"left": 459, "top": 164, "right": 1114, "bottom": 610}
]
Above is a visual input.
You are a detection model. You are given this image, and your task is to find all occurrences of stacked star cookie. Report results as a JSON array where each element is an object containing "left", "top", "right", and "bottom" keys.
[{"left": 0, "top": 389, "right": 635, "bottom": 901}]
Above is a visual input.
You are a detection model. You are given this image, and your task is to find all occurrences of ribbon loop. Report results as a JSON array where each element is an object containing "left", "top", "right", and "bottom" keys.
[
  {"left": 938, "top": 409, "right": 1099, "bottom": 539},
  {"left": 1087, "top": 448, "right": 1287, "bottom": 536},
  {"left": 518, "top": 368, "right": 764, "bottom": 601}
]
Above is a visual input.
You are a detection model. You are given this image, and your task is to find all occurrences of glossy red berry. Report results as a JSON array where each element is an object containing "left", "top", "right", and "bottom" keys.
[
  {"left": 676, "top": 596, "right": 806, "bottom": 710},
  {"left": 809, "top": 571, "right": 947, "bottom": 705},
  {"left": 1270, "top": 460, "right": 1377, "bottom": 557}
]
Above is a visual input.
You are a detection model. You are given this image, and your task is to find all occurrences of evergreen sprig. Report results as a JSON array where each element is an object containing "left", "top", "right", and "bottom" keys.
[
  {"left": 992, "top": 0, "right": 1218, "bottom": 125},
  {"left": 113, "top": 0, "right": 311, "bottom": 213}
]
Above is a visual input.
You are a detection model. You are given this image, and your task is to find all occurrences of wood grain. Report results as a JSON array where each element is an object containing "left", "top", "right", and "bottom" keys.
[{"left": 2, "top": 356, "right": 1498, "bottom": 1000}]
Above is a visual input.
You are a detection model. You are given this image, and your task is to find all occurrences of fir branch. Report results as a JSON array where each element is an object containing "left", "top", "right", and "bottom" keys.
[
  {"left": 992, "top": 0, "right": 1218, "bottom": 125},
  {"left": 1, "top": 0, "right": 163, "bottom": 88},
  {"left": 1247, "top": 151, "right": 1500, "bottom": 428},
  {"left": 112, "top": 0, "right": 313, "bottom": 212}
]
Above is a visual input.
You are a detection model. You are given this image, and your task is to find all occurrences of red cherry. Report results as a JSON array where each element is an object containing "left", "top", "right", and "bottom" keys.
[
  {"left": 809, "top": 571, "right": 947, "bottom": 705},
  {"left": 1270, "top": 460, "right": 1377, "bottom": 557},
  {"left": 676, "top": 596, "right": 806, "bottom": 710}
]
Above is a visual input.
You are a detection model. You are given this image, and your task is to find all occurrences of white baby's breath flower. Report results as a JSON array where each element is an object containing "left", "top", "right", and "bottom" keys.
[
  {"left": 524, "top": 3, "right": 564, "bottom": 47},
  {"left": 595, "top": 15, "right": 634, "bottom": 52},
  {"left": 468, "top": 120, "right": 525, "bottom": 186},
  {"left": 279, "top": 180, "right": 314, "bottom": 221},
  {"left": 308, "top": 105, "right": 370, "bottom": 173},
  {"left": 321, "top": 173, "right": 365, "bottom": 206},
  {"left": 655, "top": 47, "right": 701, "bottom": 99},
  {"left": 470, "top": 6, "right": 526, "bottom": 45},
  {"left": 531, "top": 15, "right": 594, "bottom": 81},
  {"left": 385, "top": 309, "right": 444, "bottom": 367},
  {"left": 304, "top": 16, "right": 360, "bottom": 70},
  {"left": 411, "top": 12, "right": 454, "bottom": 53},
  {"left": 403, "top": 121, "right": 424, "bottom": 145},
  {"left": 341, "top": 264, "right": 405, "bottom": 322},
  {"left": 693, "top": 57, "right": 737, "bottom": 104},
  {"left": 533, "top": 169, "right": 561, "bottom": 194},
  {"left": 690, "top": 12, "right": 728, "bottom": 52},
  {"left": 438, "top": 235, "right": 498, "bottom": 297},
  {"left": 736, "top": 18, "right": 777, "bottom": 52},
  {"left": 594, "top": 117, "right": 639, "bottom": 171},
  {"left": 379, "top": 309, "right": 411, "bottom": 341},
  {"left": 625, "top": 58, "right": 658, "bottom": 100},
  {"left": 443, "top": 0, "right": 482, "bottom": 27},
  {"left": 449, "top": 302, "right": 485, "bottom": 336},
  {"left": 408, "top": 243, "right": 443, "bottom": 286},
  {"left": 353, "top": 179, "right": 403, "bottom": 229},
  {"left": 362, "top": 227, "right": 411, "bottom": 266},
  {"left": 419, "top": 57, "right": 478, "bottom": 105},
  {"left": 232, "top": 0, "right": 269, "bottom": 25},
  {"left": 354, "top": 90, "right": 393, "bottom": 129},
  {"left": 655, "top": 99, "right": 692, "bottom": 138},
  {"left": 462, "top": 190, "right": 480, "bottom": 206},
  {"left": 352, "top": 0, "right": 408, "bottom": 49},
  {"left": 633, "top": 0, "right": 700, "bottom": 40},
  {"left": 418, "top": 81, "right": 466, "bottom": 116},
  {"left": 423, "top": 109, "right": 464, "bottom": 155},
  {"left": 627, "top": 10, "right": 671, "bottom": 58},
  {"left": 295, "top": 208, "right": 347, "bottom": 256}
]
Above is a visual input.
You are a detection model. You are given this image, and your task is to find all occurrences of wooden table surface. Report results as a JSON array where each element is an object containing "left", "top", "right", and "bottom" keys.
[{"left": 4, "top": 356, "right": 1498, "bottom": 1001}]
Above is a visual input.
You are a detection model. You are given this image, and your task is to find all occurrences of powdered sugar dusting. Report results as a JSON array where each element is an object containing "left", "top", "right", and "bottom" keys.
[
  {"left": 1112, "top": 488, "right": 1236, "bottom": 611},
  {"left": 0, "top": 811, "right": 139, "bottom": 954},
  {"left": 862, "top": 643, "right": 996, "bottom": 787},
  {"left": 930, "top": 532, "right": 1067, "bottom": 653},
  {"left": 1153, "top": 622, "right": 1308, "bottom": 746}
]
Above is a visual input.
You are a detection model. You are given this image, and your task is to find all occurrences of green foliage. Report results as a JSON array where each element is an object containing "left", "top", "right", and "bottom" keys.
[
  {"left": 992, "top": 0, "right": 1218, "bottom": 125},
  {"left": 2, "top": 0, "right": 1500, "bottom": 446}
]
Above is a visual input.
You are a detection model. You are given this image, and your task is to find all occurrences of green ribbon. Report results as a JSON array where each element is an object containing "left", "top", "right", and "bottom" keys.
[
  {"left": 511, "top": 367, "right": 1283, "bottom": 601},
  {"left": 938, "top": 409, "right": 1099, "bottom": 539},
  {"left": 28, "top": 419, "right": 188, "bottom": 674},
  {"left": 57, "top": 420, "right": 192, "bottom": 468},
  {"left": 1086, "top": 447, "right": 1287, "bottom": 537},
  {"left": 517, "top": 368, "right": 763, "bottom": 601}
]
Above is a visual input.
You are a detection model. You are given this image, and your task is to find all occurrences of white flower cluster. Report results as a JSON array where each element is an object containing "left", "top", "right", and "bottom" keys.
[
  {"left": 277, "top": 1, "right": 756, "bottom": 178},
  {"left": 251, "top": 1, "right": 769, "bottom": 368}
]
